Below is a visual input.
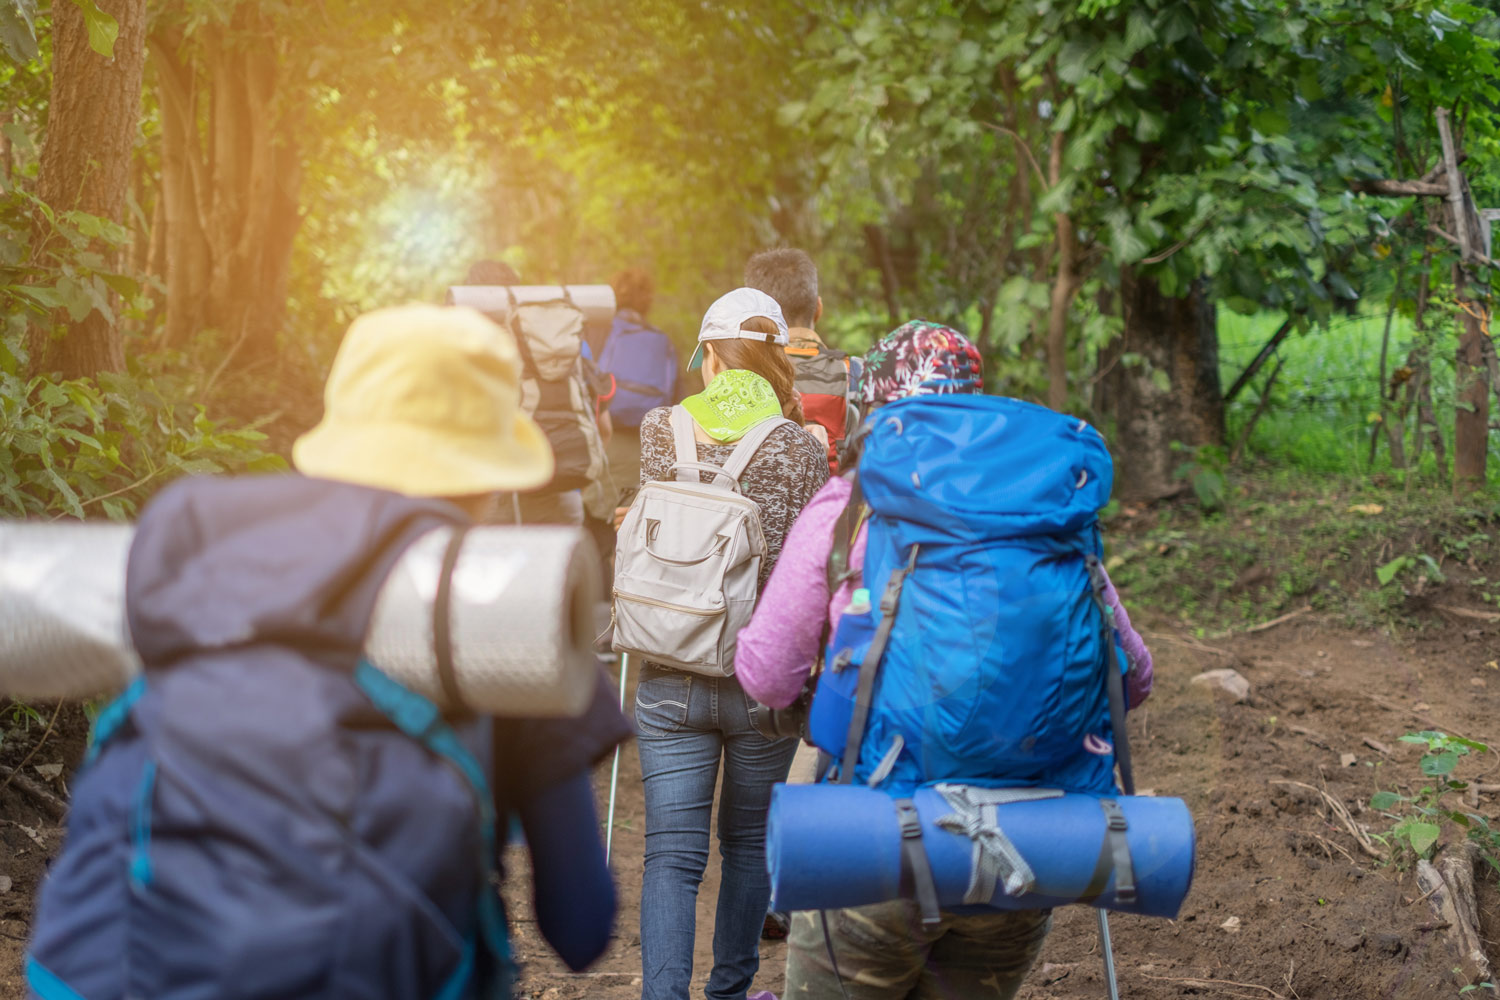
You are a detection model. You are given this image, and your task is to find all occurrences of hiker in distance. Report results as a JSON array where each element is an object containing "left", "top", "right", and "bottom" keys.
[
  {"left": 26, "top": 305, "right": 631, "bottom": 1000},
  {"left": 743, "top": 248, "right": 859, "bottom": 471},
  {"left": 463, "top": 258, "right": 618, "bottom": 531},
  {"left": 619, "top": 288, "right": 829, "bottom": 1000},
  {"left": 735, "top": 321, "right": 1155, "bottom": 1000}
]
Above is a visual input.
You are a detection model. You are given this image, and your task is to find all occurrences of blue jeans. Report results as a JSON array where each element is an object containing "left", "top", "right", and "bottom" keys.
[{"left": 635, "top": 666, "right": 798, "bottom": 1000}]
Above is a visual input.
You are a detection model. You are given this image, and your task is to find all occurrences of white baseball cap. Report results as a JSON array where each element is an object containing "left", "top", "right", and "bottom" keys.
[{"left": 688, "top": 287, "right": 790, "bottom": 370}]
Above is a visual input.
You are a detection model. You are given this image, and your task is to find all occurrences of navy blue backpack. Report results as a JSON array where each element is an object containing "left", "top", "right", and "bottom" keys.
[
  {"left": 808, "top": 395, "right": 1130, "bottom": 798},
  {"left": 597, "top": 312, "right": 678, "bottom": 427},
  {"left": 26, "top": 477, "right": 513, "bottom": 1000}
]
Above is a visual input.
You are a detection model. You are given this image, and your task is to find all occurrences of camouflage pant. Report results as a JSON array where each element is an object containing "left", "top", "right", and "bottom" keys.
[{"left": 785, "top": 902, "right": 1050, "bottom": 1000}]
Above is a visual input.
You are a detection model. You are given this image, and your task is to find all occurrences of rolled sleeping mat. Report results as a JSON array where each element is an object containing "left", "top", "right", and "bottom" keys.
[
  {"left": 0, "top": 522, "right": 600, "bottom": 717},
  {"left": 767, "top": 783, "right": 1194, "bottom": 919},
  {"left": 0, "top": 522, "right": 139, "bottom": 700},
  {"left": 445, "top": 285, "right": 616, "bottom": 327}
]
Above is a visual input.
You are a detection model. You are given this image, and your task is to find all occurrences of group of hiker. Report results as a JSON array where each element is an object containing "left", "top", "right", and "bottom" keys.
[{"left": 21, "top": 246, "right": 1155, "bottom": 1000}]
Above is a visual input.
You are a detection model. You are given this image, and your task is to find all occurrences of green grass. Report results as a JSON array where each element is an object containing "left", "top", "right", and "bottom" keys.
[
  {"left": 1105, "top": 471, "right": 1500, "bottom": 631},
  {"left": 1218, "top": 310, "right": 1499, "bottom": 487}
]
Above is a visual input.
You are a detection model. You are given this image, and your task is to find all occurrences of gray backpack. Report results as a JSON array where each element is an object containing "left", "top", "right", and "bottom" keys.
[{"left": 612, "top": 406, "right": 791, "bottom": 676}]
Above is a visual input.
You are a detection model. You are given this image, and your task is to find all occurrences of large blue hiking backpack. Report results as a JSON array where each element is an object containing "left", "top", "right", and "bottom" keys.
[
  {"left": 597, "top": 311, "right": 678, "bottom": 427},
  {"left": 807, "top": 395, "right": 1130, "bottom": 800},
  {"left": 25, "top": 477, "right": 513, "bottom": 1000}
]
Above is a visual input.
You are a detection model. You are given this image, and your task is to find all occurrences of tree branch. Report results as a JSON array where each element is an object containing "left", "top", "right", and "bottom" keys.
[
  {"left": 981, "top": 122, "right": 1047, "bottom": 186},
  {"left": 1349, "top": 179, "right": 1449, "bottom": 197}
]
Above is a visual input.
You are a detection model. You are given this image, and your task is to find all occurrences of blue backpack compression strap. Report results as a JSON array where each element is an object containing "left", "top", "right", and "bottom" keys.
[
  {"left": 25, "top": 957, "right": 87, "bottom": 1000},
  {"left": 354, "top": 660, "right": 513, "bottom": 993},
  {"left": 86, "top": 675, "right": 147, "bottom": 763}
]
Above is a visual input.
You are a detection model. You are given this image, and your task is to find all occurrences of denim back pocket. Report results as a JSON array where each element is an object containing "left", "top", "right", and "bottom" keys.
[{"left": 634, "top": 668, "right": 692, "bottom": 736}]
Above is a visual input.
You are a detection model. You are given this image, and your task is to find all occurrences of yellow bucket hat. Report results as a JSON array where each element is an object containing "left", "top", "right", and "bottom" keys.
[{"left": 293, "top": 304, "right": 554, "bottom": 497}]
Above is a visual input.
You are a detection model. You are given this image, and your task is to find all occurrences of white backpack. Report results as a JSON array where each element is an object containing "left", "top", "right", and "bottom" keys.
[{"left": 612, "top": 406, "right": 791, "bottom": 676}]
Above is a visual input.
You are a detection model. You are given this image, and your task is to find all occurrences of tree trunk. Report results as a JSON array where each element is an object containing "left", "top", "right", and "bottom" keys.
[
  {"left": 1108, "top": 271, "right": 1225, "bottom": 500},
  {"left": 151, "top": 32, "right": 209, "bottom": 348},
  {"left": 1046, "top": 130, "right": 1077, "bottom": 412},
  {"left": 1436, "top": 107, "right": 1489, "bottom": 492},
  {"left": 1453, "top": 261, "right": 1490, "bottom": 492},
  {"left": 151, "top": 11, "right": 303, "bottom": 357},
  {"left": 26, "top": 0, "right": 148, "bottom": 379}
]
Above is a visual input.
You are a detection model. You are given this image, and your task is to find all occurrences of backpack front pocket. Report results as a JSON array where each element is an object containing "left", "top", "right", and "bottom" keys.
[{"left": 613, "top": 586, "right": 729, "bottom": 675}]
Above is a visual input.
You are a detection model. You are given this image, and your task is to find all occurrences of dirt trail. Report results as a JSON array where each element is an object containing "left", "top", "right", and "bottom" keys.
[
  {"left": 0, "top": 621, "right": 1493, "bottom": 999},
  {"left": 510, "top": 618, "right": 1500, "bottom": 1000}
]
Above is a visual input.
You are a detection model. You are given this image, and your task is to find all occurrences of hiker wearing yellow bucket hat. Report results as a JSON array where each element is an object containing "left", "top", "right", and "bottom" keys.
[{"left": 293, "top": 303, "right": 555, "bottom": 507}]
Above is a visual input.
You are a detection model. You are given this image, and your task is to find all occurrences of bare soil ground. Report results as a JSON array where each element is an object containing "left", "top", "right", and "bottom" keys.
[
  {"left": 508, "top": 615, "right": 1500, "bottom": 1000},
  {"left": 1, "top": 534, "right": 1497, "bottom": 998}
]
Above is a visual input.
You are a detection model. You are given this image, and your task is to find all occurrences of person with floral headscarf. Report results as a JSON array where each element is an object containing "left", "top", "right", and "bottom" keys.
[{"left": 734, "top": 321, "right": 1152, "bottom": 1000}]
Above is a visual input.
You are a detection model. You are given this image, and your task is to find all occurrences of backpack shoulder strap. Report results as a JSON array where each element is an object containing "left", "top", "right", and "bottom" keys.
[
  {"left": 669, "top": 406, "right": 699, "bottom": 483},
  {"left": 721, "top": 416, "right": 793, "bottom": 482}
]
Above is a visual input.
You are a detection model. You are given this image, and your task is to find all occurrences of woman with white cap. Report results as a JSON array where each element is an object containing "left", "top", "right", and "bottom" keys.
[{"left": 633, "top": 289, "right": 830, "bottom": 1000}]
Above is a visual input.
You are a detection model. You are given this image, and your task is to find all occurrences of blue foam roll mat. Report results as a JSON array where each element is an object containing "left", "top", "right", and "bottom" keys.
[{"left": 767, "top": 784, "right": 1194, "bottom": 918}]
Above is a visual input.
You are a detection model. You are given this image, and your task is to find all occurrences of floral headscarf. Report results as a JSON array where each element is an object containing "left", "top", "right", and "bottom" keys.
[{"left": 857, "top": 320, "right": 983, "bottom": 407}]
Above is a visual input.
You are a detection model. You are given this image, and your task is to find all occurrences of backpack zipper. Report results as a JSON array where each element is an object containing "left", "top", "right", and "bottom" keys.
[{"left": 613, "top": 589, "right": 726, "bottom": 617}]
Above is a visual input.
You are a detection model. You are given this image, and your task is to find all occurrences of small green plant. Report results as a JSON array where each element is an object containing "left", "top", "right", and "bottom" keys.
[
  {"left": 1375, "top": 552, "right": 1446, "bottom": 588},
  {"left": 4, "top": 701, "right": 44, "bottom": 733},
  {"left": 1371, "top": 731, "right": 1498, "bottom": 868},
  {"left": 1172, "top": 442, "right": 1229, "bottom": 512}
]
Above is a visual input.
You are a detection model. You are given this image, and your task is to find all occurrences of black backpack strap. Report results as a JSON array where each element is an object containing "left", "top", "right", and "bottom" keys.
[
  {"left": 826, "top": 471, "right": 864, "bottom": 592},
  {"left": 612, "top": 376, "right": 670, "bottom": 400},
  {"left": 434, "top": 526, "right": 469, "bottom": 715},
  {"left": 896, "top": 798, "right": 942, "bottom": 929},
  {"left": 838, "top": 543, "right": 919, "bottom": 785},
  {"left": 1085, "top": 553, "right": 1134, "bottom": 796}
]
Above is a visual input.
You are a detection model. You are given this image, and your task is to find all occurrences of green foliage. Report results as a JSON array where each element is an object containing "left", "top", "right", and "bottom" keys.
[
  {"left": 1172, "top": 443, "right": 1229, "bottom": 511},
  {"left": 1376, "top": 552, "right": 1446, "bottom": 587},
  {"left": 0, "top": 0, "right": 112, "bottom": 61},
  {"left": 1372, "top": 730, "right": 1499, "bottom": 869},
  {"left": 1220, "top": 311, "right": 1499, "bottom": 485},
  {"left": 0, "top": 0, "right": 38, "bottom": 63},
  {"left": 68, "top": 0, "right": 116, "bottom": 58},
  {"left": 2, "top": 185, "right": 142, "bottom": 331},
  {"left": 0, "top": 175, "right": 283, "bottom": 518},
  {"left": 0, "top": 357, "right": 285, "bottom": 521}
]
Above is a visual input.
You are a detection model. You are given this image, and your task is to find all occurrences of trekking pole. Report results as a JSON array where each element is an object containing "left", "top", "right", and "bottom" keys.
[
  {"left": 1097, "top": 910, "right": 1121, "bottom": 1000},
  {"left": 604, "top": 652, "right": 629, "bottom": 865}
]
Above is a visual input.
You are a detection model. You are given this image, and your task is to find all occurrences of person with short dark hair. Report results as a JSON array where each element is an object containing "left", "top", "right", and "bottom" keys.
[
  {"left": 611, "top": 267, "right": 655, "bottom": 317},
  {"left": 466, "top": 259, "right": 521, "bottom": 286},
  {"left": 744, "top": 249, "right": 819, "bottom": 329},
  {"left": 745, "top": 248, "right": 856, "bottom": 472},
  {"left": 598, "top": 268, "right": 679, "bottom": 433}
]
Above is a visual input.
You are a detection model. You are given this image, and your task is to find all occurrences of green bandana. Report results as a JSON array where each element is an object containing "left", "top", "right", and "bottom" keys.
[{"left": 681, "top": 369, "right": 782, "bottom": 442}]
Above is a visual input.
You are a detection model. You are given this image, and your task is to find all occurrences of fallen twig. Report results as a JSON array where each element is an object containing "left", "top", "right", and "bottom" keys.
[
  {"left": 1435, "top": 604, "right": 1500, "bottom": 622},
  {"left": 1138, "top": 973, "right": 1286, "bottom": 999},
  {"left": 0, "top": 701, "right": 62, "bottom": 800},
  {"left": 1210, "top": 606, "right": 1311, "bottom": 639},
  {"left": 1142, "top": 630, "right": 1237, "bottom": 658},
  {"left": 1289, "top": 725, "right": 1331, "bottom": 750},
  {"left": 0, "top": 766, "right": 67, "bottom": 822},
  {"left": 1269, "top": 779, "right": 1383, "bottom": 859}
]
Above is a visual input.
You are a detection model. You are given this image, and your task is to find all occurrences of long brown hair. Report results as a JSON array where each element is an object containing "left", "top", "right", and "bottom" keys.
[{"left": 705, "top": 317, "right": 804, "bottom": 425}]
